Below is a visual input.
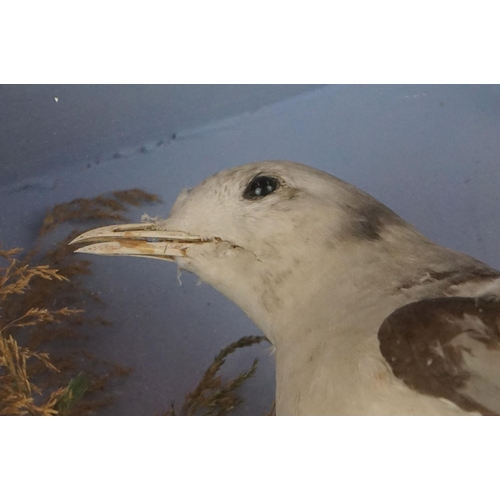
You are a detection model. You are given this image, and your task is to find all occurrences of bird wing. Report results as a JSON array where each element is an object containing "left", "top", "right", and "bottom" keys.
[{"left": 378, "top": 295, "right": 500, "bottom": 415}]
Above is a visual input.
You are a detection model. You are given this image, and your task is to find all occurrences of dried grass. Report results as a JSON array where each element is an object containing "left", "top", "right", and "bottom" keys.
[
  {"left": 37, "top": 189, "right": 161, "bottom": 238},
  {"left": 0, "top": 189, "right": 161, "bottom": 415},
  {"left": 0, "top": 248, "right": 81, "bottom": 415},
  {"left": 166, "top": 335, "right": 268, "bottom": 416}
]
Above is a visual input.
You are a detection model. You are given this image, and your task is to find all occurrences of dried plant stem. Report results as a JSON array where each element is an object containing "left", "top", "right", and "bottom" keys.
[{"left": 166, "top": 335, "right": 268, "bottom": 416}]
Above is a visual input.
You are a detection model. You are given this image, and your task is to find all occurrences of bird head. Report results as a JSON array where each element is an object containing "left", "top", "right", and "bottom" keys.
[{"left": 71, "top": 161, "right": 407, "bottom": 339}]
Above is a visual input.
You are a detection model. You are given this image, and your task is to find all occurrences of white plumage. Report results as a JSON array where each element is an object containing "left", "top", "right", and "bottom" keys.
[{"left": 72, "top": 161, "right": 500, "bottom": 415}]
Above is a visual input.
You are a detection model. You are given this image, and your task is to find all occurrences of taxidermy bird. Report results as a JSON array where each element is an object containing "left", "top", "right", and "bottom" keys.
[{"left": 72, "top": 161, "right": 500, "bottom": 416}]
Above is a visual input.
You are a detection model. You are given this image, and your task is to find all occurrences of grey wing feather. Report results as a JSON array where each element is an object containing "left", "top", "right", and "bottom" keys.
[{"left": 378, "top": 296, "right": 500, "bottom": 415}]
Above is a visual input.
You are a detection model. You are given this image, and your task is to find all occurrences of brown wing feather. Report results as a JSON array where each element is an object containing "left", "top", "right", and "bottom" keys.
[{"left": 378, "top": 296, "right": 500, "bottom": 415}]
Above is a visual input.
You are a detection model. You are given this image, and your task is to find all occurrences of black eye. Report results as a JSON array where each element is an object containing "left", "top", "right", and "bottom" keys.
[{"left": 243, "top": 176, "right": 280, "bottom": 200}]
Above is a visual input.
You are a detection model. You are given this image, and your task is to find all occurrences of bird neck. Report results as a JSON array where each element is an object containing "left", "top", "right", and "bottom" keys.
[{"left": 247, "top": 225, "right": 489, "bottom": 347}]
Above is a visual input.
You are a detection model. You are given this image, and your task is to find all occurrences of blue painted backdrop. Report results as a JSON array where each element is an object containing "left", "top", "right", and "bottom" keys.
[{"left": 1, "top": 85, "right": 499, "bottom": 414}]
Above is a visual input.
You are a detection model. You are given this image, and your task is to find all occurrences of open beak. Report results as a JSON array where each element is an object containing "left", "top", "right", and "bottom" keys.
[{"left": 70, "top": 223, "right": 206, "bottom": 261}]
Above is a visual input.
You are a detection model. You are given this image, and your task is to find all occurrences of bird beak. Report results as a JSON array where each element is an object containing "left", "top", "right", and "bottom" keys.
[{"left": 69, "top": 223, "right": 206, "bottom": 261}]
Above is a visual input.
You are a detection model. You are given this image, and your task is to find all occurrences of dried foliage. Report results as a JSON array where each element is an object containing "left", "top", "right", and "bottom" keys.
[
  {"left": 38, "top": 189, "right": 161, "bottom": 238},
  {"left": 166, "top": 335, "right": 268, "bottom": 416},
  {"left": 0, "top": 248, "right": 82, "bottom": 415},
  {"left": 0, "top": 189, "right": 160, "bottom": 415}
]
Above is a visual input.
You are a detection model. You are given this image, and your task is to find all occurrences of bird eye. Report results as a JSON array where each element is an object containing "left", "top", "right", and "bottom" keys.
[{"left": 243, "top": 176, "right": 280, "bottom": 200}]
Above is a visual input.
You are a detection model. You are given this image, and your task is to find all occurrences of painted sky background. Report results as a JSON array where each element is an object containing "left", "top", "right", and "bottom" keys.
[{"left": 1, "top": 84, "right": 499, "bottom": 415}]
